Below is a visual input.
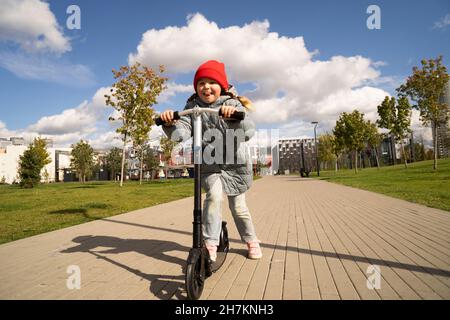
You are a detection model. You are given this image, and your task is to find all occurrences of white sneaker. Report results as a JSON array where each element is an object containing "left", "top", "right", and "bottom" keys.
[
  {"left": 206, "top": 245, "right": 217, "bottom": 262},
  {"left": 247, "top": 241, "right": 262, "bottom": 259}
]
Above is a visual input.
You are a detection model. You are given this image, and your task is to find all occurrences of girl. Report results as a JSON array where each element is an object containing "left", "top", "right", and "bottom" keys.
[{"left": 160, "top": 60, "right": 262, "bottom": 261}]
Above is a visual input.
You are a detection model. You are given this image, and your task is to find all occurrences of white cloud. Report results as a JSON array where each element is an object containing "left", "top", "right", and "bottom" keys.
[
  {"left": 0, "top": 120, "right": 16, "bottom": 138},
  {"left": 0, "top": 0, "right": 96, "bottom": 86},
  {"left": 0, "top": 50, "right": 96, "bottom": 87},
  {"left": 0, "top": 0, "right": 71, "bottom": 54},
  {"left": 129, "top": 13, "right": 314, "bottom": 80},
  {"left": 0, "top": 87, "right": 123, "bottom": 148},
  {"left": 26, "top": 87, "right": 111, "bottom": 136},
  {"left": 129, "top": 13, "right": 388, "bottom": 140},
  {"left": 366, "top": 75, "right": 404, "bottom": 89},
  {"left": 411, "top": 109, "right": 433, "bottom": 148},
  {"left": 27, "top": 101, "right": 94, "bottom": 135},
  {"left": 88, "top": 131, "right": 124, "bottom": 150},
  {"left": 433, "top": 13, "right": 450, "bottom": 29},
  {"left": 157, "top": 82, "right": 193, "bottom": 103},
  {"left": 372, "top": 61, "right": 388, "bottom": 68},
  {"left": 314, "top": 87, "right": 388, "bottom": 120}
]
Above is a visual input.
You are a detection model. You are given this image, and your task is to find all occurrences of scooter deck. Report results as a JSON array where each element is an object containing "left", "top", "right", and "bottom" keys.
[{"left": 210, "top": 251, "right": 227, "bottom": 272}]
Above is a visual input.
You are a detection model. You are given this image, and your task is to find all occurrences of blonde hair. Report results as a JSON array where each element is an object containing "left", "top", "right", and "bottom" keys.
[
  {"left": 236, "top": 95, "right": 254, "bottom": 111},
  {"left": 224, "top": 88, "right": 254, "bottom": 112}
]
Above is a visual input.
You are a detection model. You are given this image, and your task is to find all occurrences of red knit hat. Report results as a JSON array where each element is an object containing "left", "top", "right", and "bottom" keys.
[{"left": 193, "top": 60, "right": 229, "bottom": 92}]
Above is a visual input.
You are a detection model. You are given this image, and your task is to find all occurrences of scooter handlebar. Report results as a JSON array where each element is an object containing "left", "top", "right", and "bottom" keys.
[{"left": 155, "top": 109, "right": 245, "bottom": 126}]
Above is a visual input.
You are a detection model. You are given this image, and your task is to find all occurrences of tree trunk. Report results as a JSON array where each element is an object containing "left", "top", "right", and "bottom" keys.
[
  {"left": 390, "top": 135, "right": 396, "bottom": 166},
  {"left": 433, "top": 121, "right": 438, "bottom": 170},
  {"left": 400, "top": 140, "right": 408, "bottom": 169},
  {"left": 354, "top": 150, "right": 358, "bottom": 174},
  {"left": 139, "top": 147, "right": 144, "bottom": 185},
  {"left": 360, "top": 152, "right": 364, "bottom": 169},
  {"left": 374, "top": 147, "right": 380, "bottom": 169},
  {"left": 120, "top": 133, "right": 127, "bottom": 187}
]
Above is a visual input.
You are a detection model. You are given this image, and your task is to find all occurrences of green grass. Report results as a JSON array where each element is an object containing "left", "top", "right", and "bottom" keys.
[
  {"left": 0, "top": 175, "right": 263, "bottom": 245},
  {"left": 0, "top": 179, "right": 195, "bottom": 244},
  {"left": 312, "top": 159, "right": 450, "bottom": 212}
]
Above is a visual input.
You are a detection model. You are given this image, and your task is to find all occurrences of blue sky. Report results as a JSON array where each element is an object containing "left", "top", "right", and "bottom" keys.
[{"left": 0, "top": 0, "right": 449, "bottom": 147}]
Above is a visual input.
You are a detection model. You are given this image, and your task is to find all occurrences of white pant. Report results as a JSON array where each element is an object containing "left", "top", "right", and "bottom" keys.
[{"left": 201, "top": 173, "right": 258, "bottom": 246}]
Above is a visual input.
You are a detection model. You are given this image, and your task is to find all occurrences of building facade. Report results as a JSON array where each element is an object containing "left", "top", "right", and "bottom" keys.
[
  {"left": 277, "top": 138, "right": 316, "bottom": 175},
  {"left": 435, "top": 81, "right": 450, "bottom": 158},
  {"left": 0, "top": 138, "right": 72, "bottom": 184}
]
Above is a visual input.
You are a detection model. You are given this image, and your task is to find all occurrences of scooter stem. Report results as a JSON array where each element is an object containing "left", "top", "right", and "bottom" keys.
[{"left": 193, "top": 109, "right": 203, "bottom": 249}]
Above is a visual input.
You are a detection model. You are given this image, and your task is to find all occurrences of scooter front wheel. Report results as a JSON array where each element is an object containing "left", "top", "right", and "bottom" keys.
[{"left": 185, "top": 250, "right": 205, "bottom": 300}]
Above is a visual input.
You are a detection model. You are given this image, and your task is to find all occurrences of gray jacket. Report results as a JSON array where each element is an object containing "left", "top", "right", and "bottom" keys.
[{"left": 162, "top": 92, "right": 255, "bottom": 196}]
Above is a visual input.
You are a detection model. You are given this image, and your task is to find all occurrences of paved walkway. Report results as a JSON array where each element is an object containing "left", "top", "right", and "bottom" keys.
[{"left": 0, "top": 176, "right": 449, "bottom": 300}]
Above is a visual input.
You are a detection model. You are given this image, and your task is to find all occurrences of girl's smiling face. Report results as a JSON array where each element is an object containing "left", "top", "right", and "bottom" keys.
[{"left": 196, "top": 77, "right": 222, "bottom": 104}]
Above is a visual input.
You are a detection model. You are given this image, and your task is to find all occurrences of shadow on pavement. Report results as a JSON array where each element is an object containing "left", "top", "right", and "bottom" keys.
[{"left": 62, "top": 235, "right": 190, "bottom": 299}]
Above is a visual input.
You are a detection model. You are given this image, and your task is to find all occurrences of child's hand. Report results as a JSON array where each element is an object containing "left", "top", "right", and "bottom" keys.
[
  {"left": 220, "top": 106, "right": 237, "bottom": 118},
  {"left": 160, "top": 110, "right": 177, "bottom": 126}
]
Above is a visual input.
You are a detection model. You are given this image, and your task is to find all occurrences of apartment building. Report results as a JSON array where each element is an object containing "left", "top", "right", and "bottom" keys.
[
  {"left": 277, "top": 138, "right": 316, "bottom": 175},
  {"left": 0, "top": 138, "right": 71, "bottom": 184}
]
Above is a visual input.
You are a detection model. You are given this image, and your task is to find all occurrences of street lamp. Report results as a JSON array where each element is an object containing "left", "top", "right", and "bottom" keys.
[{"left": 311, "top": 121, "right": 319, "bottom": 177}]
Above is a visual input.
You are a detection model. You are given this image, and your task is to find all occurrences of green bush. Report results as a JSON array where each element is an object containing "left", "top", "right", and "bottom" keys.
[{"left": 17, "top": 138, "right": 51, "bottom": 188}]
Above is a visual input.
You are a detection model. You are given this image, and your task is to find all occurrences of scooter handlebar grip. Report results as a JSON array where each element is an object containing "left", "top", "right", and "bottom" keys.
[
  {"left": 155, "top": 111, "right": 180, "bottom": 126},
  {"left": 219, "top": 109, "right": 245, "bottom": 121}
]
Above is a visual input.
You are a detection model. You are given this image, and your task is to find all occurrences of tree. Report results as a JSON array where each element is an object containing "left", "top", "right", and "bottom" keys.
[
  {"left": 70, "top": 140, "right": 95, "bottom": 183},
  {"left": 160, "top": 136, "right": 176, "bottom": 178},
  {"left": 397, "top": 56, "right": 449, "bottom": 170},
  {"left": 105, "top": 62, "right": 167, "bottom": 186},
  {"left": 414, "top": 142, "right": 426, "bottom": 162},
  {"left": 318, "top": 133, "right": 337, "bottom": 171},
  {"left": 106, "top": 147, "right": 122, "bottom": 181},
  {"left": 18, "top": 137, "right": 51, "bottom": 188},
  {"left": 143, "top": 144, "right": 159, "bottom": 180},
  {"left": 376, "top": 96, "right": 411, "bottom": 168},
  {"left": 425, "top": 148, "right": 434, "bottom": 160},
  {"left": 333, "top": 110, "right": 366, "bottom": 173},
  {"left": 331, "top": 131, "right": 345, "bottom": 172},
  {"left": 365, "top": 120, "right": 382, "bottom": 169},
  {"left": 92, "top": 152, "right": 107, "bottom": 181},
  {"left": 131, "top": 123, "right": 150, "bottom": 185}
]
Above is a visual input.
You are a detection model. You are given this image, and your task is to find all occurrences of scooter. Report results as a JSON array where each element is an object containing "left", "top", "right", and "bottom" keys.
[{"left": 156, "top": 107, "right": 245, "bottom": 300}]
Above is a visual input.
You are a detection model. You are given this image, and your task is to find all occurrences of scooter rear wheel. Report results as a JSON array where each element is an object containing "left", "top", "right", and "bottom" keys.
[{"left": 185, "top": 253, "right": 204, "bottom": 300}]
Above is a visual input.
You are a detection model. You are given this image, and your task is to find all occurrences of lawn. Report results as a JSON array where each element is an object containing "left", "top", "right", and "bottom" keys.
[
  {"left": 0, "top": 179, "right": 195, "bottom": 244},
  {"left": 313, "top": 159, "right": 450, "bottom": 212}
]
